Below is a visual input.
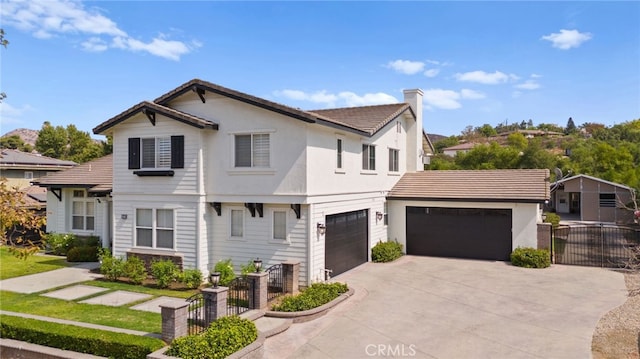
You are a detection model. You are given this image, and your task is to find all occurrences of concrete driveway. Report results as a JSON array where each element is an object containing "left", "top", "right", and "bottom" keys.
[{"left": 264, "top": 256, "right": 627, "bottom": 359}]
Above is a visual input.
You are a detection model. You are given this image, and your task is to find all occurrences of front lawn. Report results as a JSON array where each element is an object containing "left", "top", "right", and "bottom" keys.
[{"left": 0, "top": 247, "right": 70, "bottom": 280}]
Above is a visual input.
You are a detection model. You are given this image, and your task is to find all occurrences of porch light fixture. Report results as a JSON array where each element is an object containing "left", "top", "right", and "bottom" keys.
[
  {"left": 376, "top": 211, "right": 384, "bottom": 222},
  {"left": 209, "top": 272, "right": 221, "bottom": 288},
  {"left": 317, "top": 222, "right": 326, "bottom": 236},
  {"left": 253, "top": 258, "right": 262, "bottom": 273}
]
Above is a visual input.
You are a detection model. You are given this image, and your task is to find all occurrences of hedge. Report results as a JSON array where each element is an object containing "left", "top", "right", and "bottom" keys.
[
  {"left": 510, "top": 247, "right": 551, "bottom": 268},
  {"left": 0, "top": 315, "right": 164, "bottom": 359},
  {"left": 371, "top": 240, "right": 403, "bottom": 263},
  {"left": 271, "top": 282, "right": 349, "bottom": 312}
]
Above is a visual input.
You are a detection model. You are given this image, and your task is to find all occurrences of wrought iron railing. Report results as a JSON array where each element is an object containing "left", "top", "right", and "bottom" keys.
[
  {"left": 186, "top": 293, "right": 205, "bottom": 335},
  {"left": 227, "top": 276, "right": 251, "bottom": 316},
  {"left": 266, "top": 264, "right": 284, "bottom": 302}
]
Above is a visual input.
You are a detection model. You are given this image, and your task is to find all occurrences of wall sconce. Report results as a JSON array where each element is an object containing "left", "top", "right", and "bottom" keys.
[
  {"left": 253, "top": 258, "right": 262, "bottom": 273},
  {"left": 376, "top": 211, "right": 384, "bottom": 222},
  {"left": 317, "top": 222, "right": 326, "bottom": 236},
  {"left": 121, "top": 214, "right": 128, "bottom": 220},
  {"left": 209, "top": 272, "right": 221, "bottom": 288}
]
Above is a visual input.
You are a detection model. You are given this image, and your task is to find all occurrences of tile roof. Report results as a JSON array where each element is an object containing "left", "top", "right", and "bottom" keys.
[
  {"left": 0, "top": 149, "right": 76, "bottom": 168},
  {"left": 93, "top": 101, "right": 218, "bottom": 134},
  {"left": 308, "top": 103, "right": 412, "bottom": 135},
  {"left": 33, "top": 154, "right": 113, "bottom": 193},
  {"left": 388, "top": 169, "right": 550, "bottom": 203}
]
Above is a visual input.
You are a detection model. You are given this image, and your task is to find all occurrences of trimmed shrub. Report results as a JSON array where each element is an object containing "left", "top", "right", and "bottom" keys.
[
  {"left": 240, "top": 259, "right": 261, "bottom": 276},
  {"left": 213, "top": 259, "right": 236, "bottom": 286},
  {"left": 99, "top": 249, "right": 125, "bottom": 281},
  {"left": 271, "top": 282, "right": 349, "bottom": 312},
  {"left": 180, "top": 268, "right": 203, "bottom": 289},
  {"left": 66, "top": 246, "right": 99, "bottom": 262},
  {"left": 371, "top": 240, "right": 404, "bottom": 263},
  {"left": 166, "top": 316, "right": 258, "bottom": 359},
  {"left": 543, "top": 212, "right": 561, "bottom": 228},
  {"left": 511, "top": 247, "right": 551, "bottom": 268},
  {"left": 150, "top": 259, "right": 179, "bottom": 288},
  {"left": 0, "top": 315, "right": 164, "bottom": 359},
  {"left": 46, "top": 233, "right": 76, "bottom": 256},
  {"left": 123, "top": 256, "right": 148, "bottom": 285}
]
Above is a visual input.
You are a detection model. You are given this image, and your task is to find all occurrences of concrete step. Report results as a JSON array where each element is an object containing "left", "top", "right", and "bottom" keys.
[{"left": 254, "top": 316, "right": 292, "bottom": 338}]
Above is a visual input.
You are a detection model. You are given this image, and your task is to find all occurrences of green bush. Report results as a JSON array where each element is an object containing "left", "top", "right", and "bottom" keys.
[
  {"left": 180, "top": 268, "right": 203, "bottom": 289},
  {"left": 99, "top": 249, "right": 125, "bottom": 281},
  {"left": 213, "top": 259, "right": 236, "bottom": 286},
  {"left": 510, "top": 247, "right": 551, "bottom": 268},
  {"left": 240, "top": 259, "right": 261, "bottom": 276},
  {"left": 371, "top": 240, "right": 404, "bottom": 263},
  {"left": 166, "top": 316, "right": 257, "bottom": 359},
  {"left": 0, "top": 315, "right": 164, "bottom": 359},
  {"left": 543, "top": 212, "right": 561, "bottom": 228},
  {"left": 150, "top": 260, "right": 178, "bottom": 288},
  {"left": 46, "top": 233, "right": 76, "bottom": 256},
  {"left": 123, "top": 256, "right": 148, "bottom": 285},
  {"left": 66, "top": 246, "right": 99, "bottom": 262},
  {"left": 271, "top": 282, "right": 349, "bottom": 312},
  {"left": 73, "top": 235, "right": 101, "bottom": 248}
]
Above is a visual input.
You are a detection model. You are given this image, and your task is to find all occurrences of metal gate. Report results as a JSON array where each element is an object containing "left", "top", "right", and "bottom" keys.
[
  {"left": 227, "top": 276, "right": 251, "bottom": 316},
  {"left": 553, "top": 224, "right": 640, "bottom": 267},
  {"left": 186, "top": 293, "right": 205, "bottom": 335},
  {"left": 266, "top": 264, "right": 284, "bottom": 302}
]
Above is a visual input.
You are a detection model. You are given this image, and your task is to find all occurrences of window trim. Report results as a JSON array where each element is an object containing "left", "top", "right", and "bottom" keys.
[
  {"left": 71, "top": 189, "right": 95, "bottom": 232},
  {"left": 229, "top": 207, "right": 246, "bottom": 240},
  {"left": 270, "top": 209, "right": 289, "bottom": 243},
  {"left": 134, "top": 208, "right": 176, "bottom": 250},
  {"left": 335, "top": 136, "right": 345, "bottom": 173},
  {"left": 362, "top": 143, "right": 376, "bottom": 173},
  {"left": 388, "top": 147, "right": 400, "bottom": 173},
  {"left": 128, "top": 135, "right": 183, "bottom": 171},
  {"left": 233, "top": 132, "right": 272, "bottom": 169}
]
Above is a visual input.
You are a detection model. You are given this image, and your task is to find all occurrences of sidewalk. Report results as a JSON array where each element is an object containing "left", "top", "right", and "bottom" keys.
[{"left": 0, "top": 262, "right": 102, "bottom": 294}]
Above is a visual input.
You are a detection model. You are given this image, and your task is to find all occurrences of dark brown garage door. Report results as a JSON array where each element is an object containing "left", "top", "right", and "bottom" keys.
[
  {"left": 406, "top": 207, "right": 512, "bottom": 261},
  {"left": 325, "top": 209, "right": 368, "bottom": 276}
]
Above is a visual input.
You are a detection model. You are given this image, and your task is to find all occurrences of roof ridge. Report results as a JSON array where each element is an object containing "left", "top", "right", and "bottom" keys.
[{"left": 308, "top": 102, "right": 408, "bottom": 112}]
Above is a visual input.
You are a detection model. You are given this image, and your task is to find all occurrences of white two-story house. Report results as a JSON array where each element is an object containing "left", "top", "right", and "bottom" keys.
[{"left": 92, "top": 79, "right": 424, "bottom": 284}]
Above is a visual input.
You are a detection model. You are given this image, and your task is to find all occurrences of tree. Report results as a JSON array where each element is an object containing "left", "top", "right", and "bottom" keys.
[
  {"left": 476, "top": 124, "right": 497, "bottom": 138},
  {"left": 0, "top": 135, "right": 33, "bottom": 152},
  {"left": 34, "top": 122, "right": 108, "bottom": 162},
  {"left": 565, "top": 117, "right": 577, "bottom": 134},
  {"left": 0, "top": 179, "right": 46, "bottom": 259},
  {"left": 35, "top": 122, "right": 68, "bottom": 158}
]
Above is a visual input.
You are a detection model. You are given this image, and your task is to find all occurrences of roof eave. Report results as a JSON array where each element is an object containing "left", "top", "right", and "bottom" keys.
[{"left": 386, "top": 196, "right": 547, "bottom": 204}]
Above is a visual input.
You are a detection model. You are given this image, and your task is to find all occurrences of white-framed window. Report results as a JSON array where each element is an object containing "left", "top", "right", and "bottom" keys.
[
  {"left": 235, "top": 133, "right": 270, "bottom": 168},
  {"left": 389, "top": 148, "right": 399, "bottom": 172},
  {"left": 135, "top": 208, "right": 174, "bottom": 249},
  {"left": 230, "top": 209, "right": 244, "bottom": 237},
  {"left": 272, "top": 210, "right": 287, "bottom": 240},
  {"left": 72, "top": 190, "right": 95, "bottom": 231},
  {"left": 24, "top": 171, "right": 34, "bottom": 179},
  {"left": 396, "top": 121, "right": 402, "bottom": 133},
  {"left": 362, "top": 144, "right": 376, "bottom": 171},
  {"left": 141, "top": 137, "right": 171, "bottom": 169},
  {"left": 336, "top": 137, "right": 344, "bottom": 170},
  {"left": 384, "top": 201, "right": 389, "bottom": 226}
]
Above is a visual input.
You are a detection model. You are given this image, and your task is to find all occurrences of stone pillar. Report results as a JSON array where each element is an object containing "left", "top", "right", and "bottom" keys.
[
  {"left": 160, "top": 301, "right": 189, "bottom": 343},
  {"left": 537, "top": 222, "right": 553, "bottom": 262},
  {"left": 282, "top": 261, "right": 300, "bottom": 295},
  {"left": 202, "top": 287, "right": 228, "bottom": 326},
  {"left": 247, "top": 272, "right": 268, "bottom": 310}
]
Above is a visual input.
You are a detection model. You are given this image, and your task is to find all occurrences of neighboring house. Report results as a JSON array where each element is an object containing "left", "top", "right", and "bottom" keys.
[
  {"left": 550, "top": 174, "right": 635, "bottom": 224},
  {"left": 0, "top": 149, "right": 76, "bottom": 189},
  {"left": 387, "top": 169, "right": 549, "bottom": 261},
  {"left": 442, "top": 142, "right": 478, "bottom": 157},
  {"left": 91, "top": 79, "right": 425, "bottom": 284},
  {"left": 33, "top": 155, "right": 113, "bottom": 247}
]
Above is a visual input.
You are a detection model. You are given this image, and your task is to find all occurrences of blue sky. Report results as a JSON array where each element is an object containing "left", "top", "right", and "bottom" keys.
[{"left": 1, "top": 1, "right": 638, "bottom": 139}]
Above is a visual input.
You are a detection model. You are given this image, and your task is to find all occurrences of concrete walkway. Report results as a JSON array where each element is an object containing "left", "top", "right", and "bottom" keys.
[
  {"left": 0, "top": 262, "right": 102, "bottom": 294},
  {"left": 264, "top": 256, "right": 628, "bottom": 359}
]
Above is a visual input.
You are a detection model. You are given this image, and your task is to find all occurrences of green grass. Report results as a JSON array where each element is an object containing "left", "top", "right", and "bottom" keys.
[
  {"left": 0, "top": 247, "right": 70, "bottom": 280},
  {"left": 86, "top": 280, "right": 198, "bottom": 299},
  {"left": 0, "top": 290, "right": 162, "bottom": 333}
]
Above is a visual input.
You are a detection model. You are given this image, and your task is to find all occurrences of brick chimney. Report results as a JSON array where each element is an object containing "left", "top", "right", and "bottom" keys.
[{"left": 403, "top": 89, "right": 424, "bottom": 172}]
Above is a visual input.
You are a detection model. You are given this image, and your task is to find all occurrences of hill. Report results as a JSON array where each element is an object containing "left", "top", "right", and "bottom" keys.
[{"left": 1, "top": 128, "right": 39, "bottom": 147}]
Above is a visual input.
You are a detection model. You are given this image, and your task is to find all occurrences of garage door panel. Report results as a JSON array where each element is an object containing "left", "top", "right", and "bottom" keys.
[
  {"left": 325, "top": 209, "right": 368, "bottom": 276},
  {"left": 407, "top": 207, "right": 512, "bottom": 261}
]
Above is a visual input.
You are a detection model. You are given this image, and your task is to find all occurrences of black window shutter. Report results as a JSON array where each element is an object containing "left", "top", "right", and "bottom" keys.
[
  {"left": 128, "top": 138, "right": 140, "bottom": 169},
  {"left": 171, "top": 135, "right": 184, "bottom": 169}
]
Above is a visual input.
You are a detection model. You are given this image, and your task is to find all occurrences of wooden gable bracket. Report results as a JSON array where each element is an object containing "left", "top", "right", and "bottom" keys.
[
  {"left": 255, "top": 203, "right": 263, "bottom": 218},
  {"left": 193, "top": 86, "right": 206, "bottom": 103},
  {"left": 142, "top": 108, "right": 156, "bottom": 126},
  {"left": 209, "top": 202, "right": 222, "bottom": 216},
  {"left": 51, "top": 188, "right": 62, "bottom": 202},
  {"left": 244, "top": 203, "right": 256, "bottom": 217},
  {"left": 290, "top": 204, "right": 301, "bottom": 219}
]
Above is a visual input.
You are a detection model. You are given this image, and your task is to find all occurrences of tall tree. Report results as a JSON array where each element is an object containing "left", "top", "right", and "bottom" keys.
[
  {"left": 35, "top": 122, "right": 68, "bottom": 158},
  {"left": 565, "top": 117, "right": 577, "bottom": 134}
]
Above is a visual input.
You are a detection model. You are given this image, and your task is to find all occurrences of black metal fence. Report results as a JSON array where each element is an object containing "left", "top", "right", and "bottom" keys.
[
  {"left": 553, "top": 224, "right": 640, "bottom": 268},
  {"left": 186, "top": 293, "right": 205, "bottom": 335},
  {"left": 266, "top": 264, "right": 284, "bottom": 302},
  {"left": 227, "top": 276, "right": 251, "bottom": 316}
]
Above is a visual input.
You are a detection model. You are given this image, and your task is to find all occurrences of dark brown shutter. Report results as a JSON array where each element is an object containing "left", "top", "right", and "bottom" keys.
[
  {"left": 128, "top": 137, "right": 140, "bottom": 169},
  {"left": 171, "top": 135, "right": 184, "bottom": 169}
]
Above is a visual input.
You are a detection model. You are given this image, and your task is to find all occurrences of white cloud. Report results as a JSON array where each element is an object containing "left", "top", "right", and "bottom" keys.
[
  {"left": 530, "top": 73, "right": 542, "bottom": 78},
  {"left": 454, "top": 71, "right": 517, "bottom": 85},
  {"left": 541, "top": 29, "right": 592, "bottom": 50},
  {"left": 274, "top": 89, "right": 397, "bottom": 108},
  {"left": 423, "top": 68, "right": 440, "bottom": 78},
  {"left": 460, "top": 89, "right": 485, "bottom": 99},
  {"left": 0, "top": 102, "right": 35, "bottom": 127},
  {"left": 515, "top": 80, "right": 541, "bottom": 90},
  {"left": 0, "top": 0, "right": 198, "bottom": 61},
  {"left": 423, "top": 89, "right": 462, "bottom": 110},
  {"left": 386, "top": 60, "right": 425, "bottom": 75}
]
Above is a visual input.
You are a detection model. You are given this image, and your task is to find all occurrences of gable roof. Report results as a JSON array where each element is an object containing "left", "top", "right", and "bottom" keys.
[
  {"left": 0, "top": 149, "right": 76, "bottom": 169},
  {"left": 93, "top": 101, "right": 218, "bottom": 134},
  {"left": 94, "top": 79, "right": 414, "bottom": 137},
  {"left": 33, "top": 154, "right": 113, "bottom": 194},
  {"left": 388, "top": 169, "right": 550, "bottom": 203},
  {"left": 555, "top": 174, "right": 633, "bottom": 191}
]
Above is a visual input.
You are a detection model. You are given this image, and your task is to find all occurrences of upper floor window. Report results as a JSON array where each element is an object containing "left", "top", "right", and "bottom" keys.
[
  {"left": 396, "top": 121, "right": 402, "bottom": 133},
  {"left": 599, "top": 193, "right": 616, "bottom": 208},
  {"left": 362, "top": 144, "right": 376, "bottom": 171},
  {"left": 389, "top": 148, "right": 399, "bottom": 172},
  {"left": 72, "top": 190, "right": 95, "bottom": 231},
  {"left": 235, "top": 133, "right": 270, "bottom": 168},
  {"left": 128, "top": 136, "right": 184, "bottom": 170},
  {"left": 336, "top": 137, "right": 343, "bottom": 170},
  {"left": 136, "top": 208, "right": 174, "bottom": 249}
]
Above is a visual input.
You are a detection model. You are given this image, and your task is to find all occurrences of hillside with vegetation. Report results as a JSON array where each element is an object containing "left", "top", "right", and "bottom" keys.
[{"left": 428, "top": 118, "right": 640, "bottom": 192}]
